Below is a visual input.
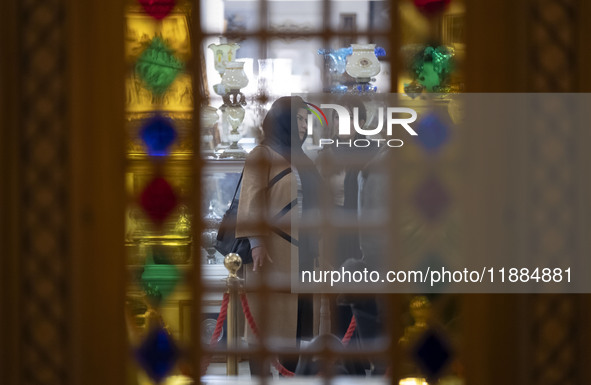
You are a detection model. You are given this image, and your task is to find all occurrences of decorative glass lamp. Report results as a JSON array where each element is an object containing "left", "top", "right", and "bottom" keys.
[
  {"left": 345, "top": 44, "right": 383, "bottom": 93},
  {"left": 219, "top": 61, "right": 249, "bottom": 159},
  {"left": 345, "top": 44, "right": 381, "bottom": 93},
  {"left": 208, "top": 40, "right": 240, "bottom": 96}
]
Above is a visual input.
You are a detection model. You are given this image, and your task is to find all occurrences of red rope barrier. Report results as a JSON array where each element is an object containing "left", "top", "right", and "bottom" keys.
[
  {"left": 210, "top": 293, "right": 230, "bottom": 346},
  {"left": 240, "top": 293, "right": 295, "bottom": 377},
  {"left": 200, "top": 292, "right": 230, "bottom": 376},
  {"left": 273, "top": 357, "right": 295, "bottom": 377},
  {"left": 205, "top": 292, "right": 358, "bottom": 377},
  {"left": 239, "top": 293, "right": 260, "bottom": 339},
  {"left": 341, "top": 315, "right": 357, "bottom": 346}
]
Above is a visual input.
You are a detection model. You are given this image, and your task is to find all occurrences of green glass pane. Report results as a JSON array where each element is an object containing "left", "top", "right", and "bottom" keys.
[
  {"left": 141, "top": 254, "right": 181, "bottom": 307},
  {"left": 135, "top": 36, "right": 184, "bottom": 96}
]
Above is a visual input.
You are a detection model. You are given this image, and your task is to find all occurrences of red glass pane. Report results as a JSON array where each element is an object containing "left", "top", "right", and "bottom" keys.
[
  {"left": 139, "top": 176, "right": 178, "bottom": 225},
  {"left": 413, "top": 0, "right": 451, "bottom": 15},
  {"left": 138, "top": 0, "right": 176, "bottom": 20}
]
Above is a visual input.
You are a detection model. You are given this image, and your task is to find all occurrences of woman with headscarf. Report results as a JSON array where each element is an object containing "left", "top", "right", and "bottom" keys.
[{"left": 236, "top": 96, "right": 321, "bottom": 374}]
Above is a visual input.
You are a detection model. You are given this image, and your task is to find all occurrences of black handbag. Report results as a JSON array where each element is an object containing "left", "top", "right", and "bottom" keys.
[
  {"left": 215, "top": 172, "right": 253, "bottom": 264},
  {"left": 215, "top": 163, "right": 295, "bottom": 264}
]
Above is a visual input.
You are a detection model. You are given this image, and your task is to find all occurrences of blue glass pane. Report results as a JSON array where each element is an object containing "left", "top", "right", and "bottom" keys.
[
  {"left": 140, "top": 115, "right": 178, "bottom": 156},
  {"left": 135, "top": 327, "right": 180, "bottom": 383},
  {"left": 412, "top": 329, "right": 453, "bottom": 379},
  {"left": 415, "top": 112, "right": 450, "bottom": 154}
]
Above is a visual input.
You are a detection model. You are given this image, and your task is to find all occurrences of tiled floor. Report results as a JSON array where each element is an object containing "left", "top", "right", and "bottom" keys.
[
  {"left": 205, "top": 361, "right": 252, "bottom": 377},
  {"left": 201, "top": 362, "right": 392, "bottom": 384},
  {"left": 159, "top": 361, "right": 392, "bottom": 385},
  {"left": 202, "top": 375, "right": 390, "bottom": 385}
]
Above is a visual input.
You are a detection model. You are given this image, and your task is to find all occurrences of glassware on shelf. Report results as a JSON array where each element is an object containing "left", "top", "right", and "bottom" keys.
[
  {"left": 173, "top": 204, "right": 191, "bottom": 237},
  {"left": 201, "top": 318, "right": 224, "bottom": 343},
  {"left": 320, "top": 45, "right": 386, "bottom": 94},
  {"left": 200, "top": 106, "right": 219, "bottom": 158},
  {"left": 225, "top": 105, "right": 246, "bottom": 142},
  {"left": 201, "top": 229, "right": 219, "bottom": 264},
  {"left": 220, "top": 61, "right": 249, "bottom": 90},
  {"left": 207, "top": 38, "right": 243, "bottom": 151},
  {"left": 252, "top": 59, "right": 272, "bottom": 135},
  {"left": 202, "top": 202, "right": 222, "bottom": 264},
  {"left": 208, "top": 40, "right": 240, "bottom": 96},
  {"left": 257, "top": 58, "right": 272, "bottom": 91},
  {"left": 404, "top": 81, "right": 425, "bottom": 99},
  {"left": 219, "top": 61, "right": 249, "bottom": 159},
  {"left": 345, "top": 44, "right": 381, "bottom": 84},
  {"left": 318, "top": 47, "right": 351, "bottom": 93}
]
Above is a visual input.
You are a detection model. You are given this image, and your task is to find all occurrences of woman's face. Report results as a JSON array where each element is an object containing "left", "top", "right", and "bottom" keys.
[{"left": 296, "top": 108, "right": 308, "bottom": 141}]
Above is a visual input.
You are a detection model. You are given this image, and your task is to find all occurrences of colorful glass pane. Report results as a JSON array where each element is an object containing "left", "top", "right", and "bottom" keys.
[
  {"left": 415, "top": 112, "right": 450, "bottom": 154},
  {"left": 139, "top": 176, "right": 178, "bottom": 225},
  {"left": 138, "top": 0, "right": 176, "bottom": 20},
  {"left": 135, "top": 37, "right": 184, "bottom": 96},
  {"left": 141, "top": 259, "right": 181, "bottom": 307},
  {"left": 135, "top": 327, "right": 180, "bottom": 382},
  {"left": 412, "top": 329, "right": 453, "bottom": 379},
  {"left": 413, "top": 0, "right": 451, "bottom": 15},
  {"left": 140, "top": 115, "right": 178, "bottom": 156}
]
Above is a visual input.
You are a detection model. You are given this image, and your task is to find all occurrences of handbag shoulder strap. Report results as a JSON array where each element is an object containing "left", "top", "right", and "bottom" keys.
[
  {"left": 229, "top": 171, "right": 243, "bottom": 208},
  {"left": 233, "top": 145, "right": 292, "bottom": 201},
  {"left": 268, "top": 167, "right": 292, "bottom": 189},
  {"left": 233, "top": 150, "right": 299, "bottom": 247},
  {"left": 259, "top": 145, "right": 292, "bottom": 190},
  {"left": 235, "top": 145, "right": 270, "bottom": 199}
]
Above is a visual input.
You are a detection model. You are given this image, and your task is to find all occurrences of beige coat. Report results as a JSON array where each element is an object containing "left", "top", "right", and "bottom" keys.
[{"left": 236, "top": 145, "right": 299, "bottom": 347}]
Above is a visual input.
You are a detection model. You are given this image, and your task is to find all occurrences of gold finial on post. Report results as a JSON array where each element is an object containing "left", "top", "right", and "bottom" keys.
[
  {"left": 398, "top": 296, "right": 433, "bottom": 383},
  {"left": 399, "top": 295, "right": 432, "bottom": 346},
  {"left": 223, "top": 253, "right": 242, "bottom": 375},
  {"left": 224, "top": 253, "right": 242, "bottom": 279},
  {"left": 409, "top": 295, "right": 431, "bottom": 330}
]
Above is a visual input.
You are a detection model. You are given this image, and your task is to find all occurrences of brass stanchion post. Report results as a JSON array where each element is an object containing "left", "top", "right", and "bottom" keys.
[{"left": 224, "top": 253, "right": 242, "bottom": 375}]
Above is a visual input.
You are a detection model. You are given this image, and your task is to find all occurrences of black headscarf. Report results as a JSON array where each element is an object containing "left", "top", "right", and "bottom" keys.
[
  {"left": 261, "top": 96, "right": 307, "bottom": 161},
  {"left": 261, "top": 96, "right": 322, "bottom": 269}
]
